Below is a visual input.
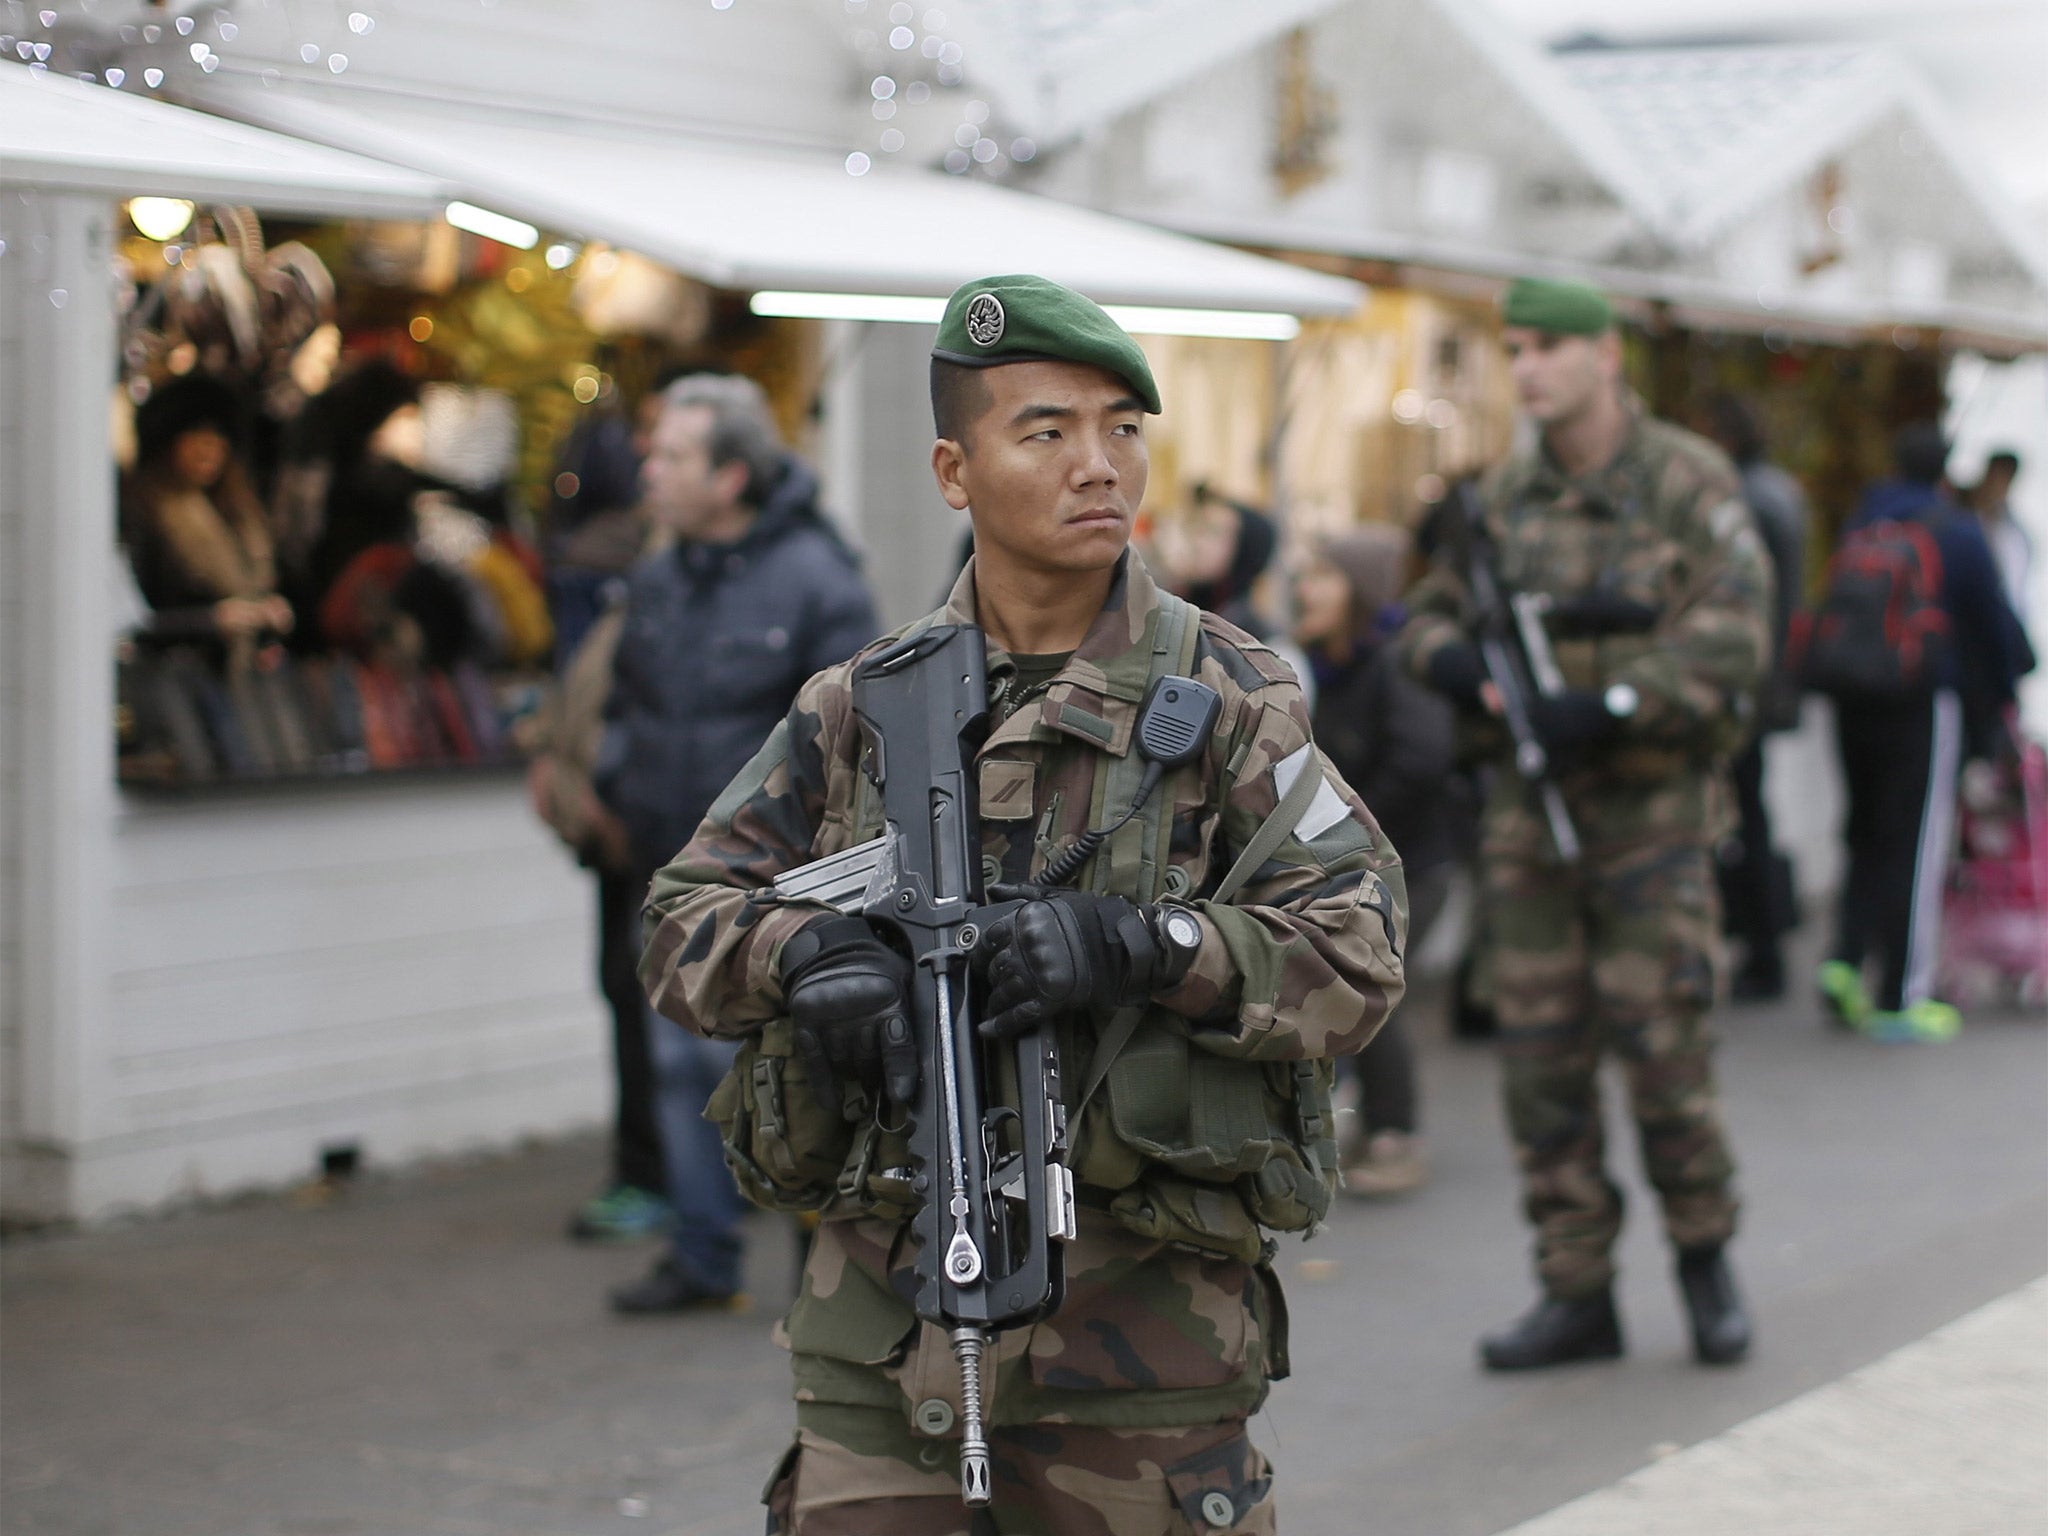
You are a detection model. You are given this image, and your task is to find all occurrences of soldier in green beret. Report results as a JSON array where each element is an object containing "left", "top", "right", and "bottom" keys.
[
  {"left": 642, "top": 274, "right": 1408, "bottom": 1531},
  {"left": 1397, "top": 276, "right": 1768, "bottom": 1370}
]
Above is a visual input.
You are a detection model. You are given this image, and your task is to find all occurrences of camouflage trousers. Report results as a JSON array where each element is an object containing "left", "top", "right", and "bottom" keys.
[
  {"left": 764, "top": 1404, "right": 1276, "bottom": 1535},
  {"left": 1486, "top": 832, "right": 1738, "bottom": 1298}
]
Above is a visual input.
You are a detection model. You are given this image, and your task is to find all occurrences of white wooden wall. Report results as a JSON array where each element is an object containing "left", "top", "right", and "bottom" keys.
[{"left": 87, "top": 782, "right": 607, "bottom": 1219}]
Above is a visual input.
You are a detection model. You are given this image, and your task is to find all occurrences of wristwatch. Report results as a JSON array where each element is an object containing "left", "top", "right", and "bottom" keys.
[
  {"left": 1154, "top": 905, "right": 1205, "bottom": 985},
  {"left": 1603, "top": 682, "right": 1640, "bottom": 721}
]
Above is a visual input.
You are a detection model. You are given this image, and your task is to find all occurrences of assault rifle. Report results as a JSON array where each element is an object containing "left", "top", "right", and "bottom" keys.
[
  {"left": 772, "top": 623, "right": 1068, "bottom": 1507},
  {"left": 1452, "top": 485, "right": 1582, "bottom": 864},
  {"left": 771, "top": 622, "right": 1220, "bottom": 1509}
]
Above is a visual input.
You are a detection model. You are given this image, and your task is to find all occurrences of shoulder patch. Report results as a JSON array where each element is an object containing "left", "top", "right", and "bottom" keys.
[
  {"left": 1273, "top": 743, "right": 1353, "bottom": 843},
  {"left": 1706, "top": 495, "right": 1754, "bottom": 544}
]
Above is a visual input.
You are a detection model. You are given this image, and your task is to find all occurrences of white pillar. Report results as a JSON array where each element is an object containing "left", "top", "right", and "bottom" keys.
[
  {"left": 853, "top": 320, "right": 970, "bottom": 628},
  {"left": 816, "top": 318, "right": 867, "bottom": 542},
  {"left": 0, "top": 188, "right": 120, "bottom": 1219}
]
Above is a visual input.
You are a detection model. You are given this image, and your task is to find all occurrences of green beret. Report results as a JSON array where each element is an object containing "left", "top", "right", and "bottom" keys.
[
  {"left": 1501, "top": 277, "right": 1613, "bottom": 336},
  {"left": 932, "top": 274, "right": 1161, "bottom": 414}
]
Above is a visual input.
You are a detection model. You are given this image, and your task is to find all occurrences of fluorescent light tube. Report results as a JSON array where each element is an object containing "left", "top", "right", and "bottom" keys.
[
  {"left": 749, "top": 292, "right": 948, "bottom": 323},
  {"left": 1103, "top": 305, "right": 1300, "bottom": 341},
  {"left": 445, "top": 201, "right": 540, "bottom": 250},
  {"left": 749, "top": 292, "right": 1302, "bottom": 339}
]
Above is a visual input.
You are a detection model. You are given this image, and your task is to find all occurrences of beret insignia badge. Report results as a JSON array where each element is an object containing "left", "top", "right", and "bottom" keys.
[{"left": 964, "top": 292, "right": 1005, "bottom": 348}]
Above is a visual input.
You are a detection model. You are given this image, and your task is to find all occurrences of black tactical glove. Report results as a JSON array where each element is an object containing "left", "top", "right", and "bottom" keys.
[
  {"left": 1425, "top": 640, "right": 1488, "bottom": 707},
  {"left": 972, "top": 886, "right": 1196, "bottom": 1040},
  {"left": 1528, "top": 688, "right": 1621, "bottom": 752},
  {"left": 1548, "top": 589, "right": 1660, "bottom": 639},
  {"left": 777, "top": 914, "right": 917, "bottom": 1114}
]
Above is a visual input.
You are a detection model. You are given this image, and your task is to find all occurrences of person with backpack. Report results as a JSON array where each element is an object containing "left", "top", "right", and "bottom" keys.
[
  {"left": 640, "top": 276, "right": 1407, "bottom": 1531},
  {"left": 1798, "top": 422, "right": 2026, "bottom": 1042}
]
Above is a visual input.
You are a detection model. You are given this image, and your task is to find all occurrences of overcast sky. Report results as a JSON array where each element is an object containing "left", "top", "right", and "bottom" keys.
[{"left": 1490, "top": 0, "right": 2048, "bottom": 228}]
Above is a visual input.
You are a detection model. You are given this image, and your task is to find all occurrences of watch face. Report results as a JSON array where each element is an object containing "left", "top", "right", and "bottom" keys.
[{"left": 1164, "top": 910, "right": 1203, "bottom": 949}]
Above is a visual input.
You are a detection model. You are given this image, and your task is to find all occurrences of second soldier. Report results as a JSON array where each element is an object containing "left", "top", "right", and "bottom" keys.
[{"left": 1399, "top": 279, "right": 1768, "bottom": 1372}]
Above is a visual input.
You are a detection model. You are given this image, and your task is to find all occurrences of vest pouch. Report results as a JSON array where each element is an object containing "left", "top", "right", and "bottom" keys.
[
  {"left": 1089, "top": 1017, "right": 1336, "bottom": 1246},
  {"left": 1107, "top": 1177, "right": 1264, "bottom": 1264},
  {"left": 1239, "top": 1060, "right": 1337, "bottom": 1234},
  {"left": 708, "top": 1018, "right": 852, "bottom": 1213},
  {"left": 1106, "top": 1027, "right": 1294, "bottom": 1180}
]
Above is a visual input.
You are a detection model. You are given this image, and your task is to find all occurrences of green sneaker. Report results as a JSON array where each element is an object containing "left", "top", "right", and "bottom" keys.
[
  {"left": 567, "top": 1185, "right": 673, "bottom": 1243},
  {"left": 1816, "top": 960, "right": 1871, "bottom": 1030},
  {"left": 1861, "top": 999, "right": 1962, "bottom": 1044}
]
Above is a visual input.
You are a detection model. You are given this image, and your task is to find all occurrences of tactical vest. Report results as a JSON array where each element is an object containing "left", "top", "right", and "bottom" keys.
[{"left": 708, "top": 593, "right": 1338, "bottom": 1264}]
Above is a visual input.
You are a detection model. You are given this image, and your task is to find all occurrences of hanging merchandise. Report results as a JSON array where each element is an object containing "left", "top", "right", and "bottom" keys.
[{"left": 120, "top": 206, "right": 339, "bottom": 419}]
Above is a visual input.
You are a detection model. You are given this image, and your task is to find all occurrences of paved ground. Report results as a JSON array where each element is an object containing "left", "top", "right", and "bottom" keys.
[
  {"left": 4, "top": 961, "right": 2044, "bottom": 1536},
  {"left": 1498, "top": 1277, "right": 2048, "bottom": 1536}
]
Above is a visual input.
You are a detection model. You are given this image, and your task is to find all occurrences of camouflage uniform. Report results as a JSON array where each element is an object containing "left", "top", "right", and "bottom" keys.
[
  {"left": 644, "top": 552, "right": 1407, "bottom": 1533},
  {"left": 1397, "top": 396, "right": 1771, "bottom": 1300}
]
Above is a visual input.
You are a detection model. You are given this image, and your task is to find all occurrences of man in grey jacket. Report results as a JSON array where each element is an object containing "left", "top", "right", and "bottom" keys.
[{"left": 597, "top": 373, "right": 878, "bottom": 1311}]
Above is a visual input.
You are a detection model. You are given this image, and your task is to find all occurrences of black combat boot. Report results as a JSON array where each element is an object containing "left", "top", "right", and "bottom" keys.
[
  {"left": 1676, "top": 1246, "right": 1751, "bottom": 1365},
  {"left": 1479, "top": 1290, "right": 1623, "bottom": 1371}
]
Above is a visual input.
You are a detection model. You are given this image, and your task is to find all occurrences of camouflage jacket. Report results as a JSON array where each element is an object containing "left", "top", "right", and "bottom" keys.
[
  {"left": 1397, "top": 398, "right": 1773, "bottom": 843},
  {"left": 641, "top": 551, "right": 1406, "bottom": 1429}
]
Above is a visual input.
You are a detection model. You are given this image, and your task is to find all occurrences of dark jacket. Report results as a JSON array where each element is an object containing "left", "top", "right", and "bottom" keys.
[
  {"left": 597, "top": 457, "right": 878, "bottom": 874},
  {"left": 1846, "top": 479, "right": 2023, "bottom": 751},
  {"left": 1740, "top": 460, "right": 1807, "bottom": 734},
  {"left": 1310, "top": 628, "right": 1462, "bottom": 873}
]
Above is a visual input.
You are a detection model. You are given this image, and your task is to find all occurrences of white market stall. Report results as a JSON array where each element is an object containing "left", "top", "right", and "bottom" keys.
[
  {"left": 0, "top": 61, "right": 1361, "bottom": 1222},
  {"left": 0, "top": 68, "right": 615, "bottom": 1224}
]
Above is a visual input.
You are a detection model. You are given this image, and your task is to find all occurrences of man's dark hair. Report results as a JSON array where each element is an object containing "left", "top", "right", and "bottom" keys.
[
  {"left": 1704, "top": 392, "right": 1766, "bottom": 468},
  {"left": 931, "top": 357, "right": 993, "bottom": 446},
  {"left": 1892, "top": 421, "right": 1949, "bottom": 485},
  {"left": 1986, "top": 449, "right": 2021, "bottom": 477}
]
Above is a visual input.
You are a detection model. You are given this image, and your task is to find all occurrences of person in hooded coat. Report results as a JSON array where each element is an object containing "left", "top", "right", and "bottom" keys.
[{"left": 1294, "top": 525, "right": 1462, "bottom": 1195}]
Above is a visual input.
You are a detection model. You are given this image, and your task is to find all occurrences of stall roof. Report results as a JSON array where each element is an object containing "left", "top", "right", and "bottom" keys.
[
  {"left": 1248, "top": 225, "right": 2048, "bottom": 353},
  {"left": 1560, "top": 44, "right": 2048, "bottom": 291},
  {"left": 943, "top": 0, "right": 1671, "bottom": 242},
  {"left": 0, "top": 66, "right": 450, "bottom": 217},
  {"left": 179, "top": 82, "right": 1364, "bottom": 317}
]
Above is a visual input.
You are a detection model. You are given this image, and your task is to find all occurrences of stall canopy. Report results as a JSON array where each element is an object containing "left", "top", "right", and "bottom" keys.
[
  {"left": 0, "top": 67, "right": 450, "bottom": 217},
  {"left": 180, "top": 82, "right": 1365, "bottom": 318}
]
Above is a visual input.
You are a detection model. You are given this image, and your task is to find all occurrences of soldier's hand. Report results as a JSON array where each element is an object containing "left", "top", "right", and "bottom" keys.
[
  {"left": 973, "top": 887, "right": 1187, "bottom": 1039},
  {"left": 777, "top": 915, "right": 917, "bottom": 1113},
  {"left": 1529, "top": 688, "right": 1621, "bottom": 752},
  {"left": 1425, "top": 641, "right": 1488, "bottom": 707}
]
